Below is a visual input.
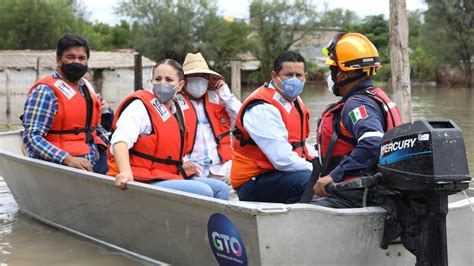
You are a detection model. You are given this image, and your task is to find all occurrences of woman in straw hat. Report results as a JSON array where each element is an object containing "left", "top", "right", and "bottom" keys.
[
  {"left": 106, "top": 58, "right": 229, "bottom": 199},
  {"left": 175, "top": 52, "right": 242, "bottom": 185}
]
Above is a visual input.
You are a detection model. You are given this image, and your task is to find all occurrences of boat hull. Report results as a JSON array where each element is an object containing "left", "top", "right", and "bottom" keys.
[{"left": 1, "top": 131, "right": 473, "bottom": 265}]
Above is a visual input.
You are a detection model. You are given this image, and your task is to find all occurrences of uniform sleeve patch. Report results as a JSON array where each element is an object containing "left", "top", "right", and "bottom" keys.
[{"left": 349, "top": 105, "right": 368, "bottom": 124}]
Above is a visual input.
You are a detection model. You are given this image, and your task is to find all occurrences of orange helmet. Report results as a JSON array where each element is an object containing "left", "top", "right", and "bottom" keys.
[{"left": 323, "top": 32, "right": 381, "bottom": 75}]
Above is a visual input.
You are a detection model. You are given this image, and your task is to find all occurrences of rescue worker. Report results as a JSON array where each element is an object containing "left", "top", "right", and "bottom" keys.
[
  {"left": 231, "top": 51, "right": 315, "bottom": 204},
  {"left": 177, "top": 52, "right": 242, "bottom": 184},
  {"left": 22, "top": 34, "right": 109, "bottom": 173},
  {"left": 311, "top": 32, "right": 402, "bottom": 208},
  {"left": 107, "top": 59, "right": 229, "bottom": 199}
]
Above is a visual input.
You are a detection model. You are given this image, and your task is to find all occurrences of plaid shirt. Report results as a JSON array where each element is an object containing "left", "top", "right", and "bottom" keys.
[
  {"left": 184, "top": 88, "right": 241, "bottom": 176},
  {"left": 22, "top": 72, "right": 109, "bottom": 165}
]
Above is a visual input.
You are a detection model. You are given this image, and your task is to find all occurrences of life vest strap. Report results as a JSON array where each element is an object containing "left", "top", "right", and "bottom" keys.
[
  {"left": 129, "top": 149, "right": 190, "bottom": 179},
  {"left": 48, "top": 126, "right": 97, "bottom": 142},
  {"left": 216, "top": 131, "right": 231, "bottom": 142},
  {"left": 232, "top": 127, "right": 256, "bottom": 146},
  {"left": 129, "top": 149, "right": 181, "bottom": 165},
  {"left": 290, "top": 141, "right": 306, "bottom": 149}
]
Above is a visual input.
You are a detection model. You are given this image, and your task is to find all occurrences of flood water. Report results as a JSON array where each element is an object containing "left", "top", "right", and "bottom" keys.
[{"left": 0, "top": 84, "right": 473, "bottom": 264}]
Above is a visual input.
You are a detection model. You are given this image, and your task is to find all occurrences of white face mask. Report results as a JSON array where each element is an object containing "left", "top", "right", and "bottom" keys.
[
  {"left": 326, "top": 74, "right": 334, "bottom": 92},
  {"left": 186, "top": 77, "right": 208, "bottom": 98}
]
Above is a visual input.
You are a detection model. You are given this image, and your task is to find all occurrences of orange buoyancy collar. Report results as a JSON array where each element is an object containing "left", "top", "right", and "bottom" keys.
[
  {"left": 230, "top": 85, "right": 312, "bottom": 189},
  {"left": 107, "top": 90, "right": 187, "bottom": 182},
  {"left": 28, "top": 75, "right": 104, "bottom": 156}
]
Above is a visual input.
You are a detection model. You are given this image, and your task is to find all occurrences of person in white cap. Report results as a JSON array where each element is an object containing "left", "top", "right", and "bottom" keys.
[{"left": 176, "top": 52, "right": 242, "bottom": 184}]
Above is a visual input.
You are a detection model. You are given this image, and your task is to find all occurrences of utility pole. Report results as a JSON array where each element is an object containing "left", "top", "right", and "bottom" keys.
[
  {"left": 231, "top": 61, "right": 242, "bottom": 101},
  {"left": 389, "top": 0, "right": 412, "bottom": 123},
  {"left": 134, "top": 53, "right": 143, "bottom": 91}
]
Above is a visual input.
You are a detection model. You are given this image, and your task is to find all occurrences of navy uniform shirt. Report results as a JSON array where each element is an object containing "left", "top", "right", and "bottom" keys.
[{"left": 329, "top": 79, "right": 386, "bottom": 182}]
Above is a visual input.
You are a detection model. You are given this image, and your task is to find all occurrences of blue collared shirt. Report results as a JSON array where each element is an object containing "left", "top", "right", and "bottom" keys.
[{"left": 22, "top": 72, "right": 109, "bottom": 165}]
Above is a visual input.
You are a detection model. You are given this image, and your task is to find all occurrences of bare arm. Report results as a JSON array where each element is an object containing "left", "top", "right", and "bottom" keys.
[{"left": 113, "top": 141, "right": 134, "bottom": 190}]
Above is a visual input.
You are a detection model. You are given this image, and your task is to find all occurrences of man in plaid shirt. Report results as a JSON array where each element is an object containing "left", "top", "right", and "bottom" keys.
[{"left": 22, "top": 34, "right": 109, "bottom": 173}]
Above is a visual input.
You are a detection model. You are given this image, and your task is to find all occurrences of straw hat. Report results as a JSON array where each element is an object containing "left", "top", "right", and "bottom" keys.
[{"left": 182, "top": 52, "right": 223, "bottom": 79}]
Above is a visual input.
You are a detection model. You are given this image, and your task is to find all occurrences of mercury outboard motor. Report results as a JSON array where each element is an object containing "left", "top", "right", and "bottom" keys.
[{"left": 327, "top": 120, "right": 471, "bottom": 265}]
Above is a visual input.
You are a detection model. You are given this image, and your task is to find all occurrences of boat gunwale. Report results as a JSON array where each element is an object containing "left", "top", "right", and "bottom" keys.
[
  {"left": 0, "top": 149, "right": 400, "bottom": 217},
  {"left": 1, "top": 128, "right": 473, "bottom": 216}
]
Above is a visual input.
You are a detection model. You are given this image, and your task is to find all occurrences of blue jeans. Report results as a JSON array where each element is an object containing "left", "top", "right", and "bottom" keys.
[
  {"left": 237, "top": 170, "right": 311, "bottom": 204},
  {"left": 149, "top": 177, "right": 229, "bottom": 200}
]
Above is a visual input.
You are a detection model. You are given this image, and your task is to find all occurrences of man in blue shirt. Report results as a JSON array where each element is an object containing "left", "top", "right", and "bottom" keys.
[
  {"left": 311, "top": 33, "right": 401, "bottom": 208},
  {"left": 22, "top": 34, "right": 109, "bottom": 173}
]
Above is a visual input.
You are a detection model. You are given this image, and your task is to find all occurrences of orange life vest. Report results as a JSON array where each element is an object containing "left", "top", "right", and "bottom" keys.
[
  {"left": 316, "top": 87, "right": 402, "bottom": 177},
  {"left": 28, "top": 75, "right": 104, "bottom": 156},
  {"left": 107, "top": 90, "right": 187, "bottom": 182},
  {"left": 230, "top": 85, "right": 312, "bottom": 189},
  {"left": 175, "top": 92, "right": 233, "bottom": 162}
]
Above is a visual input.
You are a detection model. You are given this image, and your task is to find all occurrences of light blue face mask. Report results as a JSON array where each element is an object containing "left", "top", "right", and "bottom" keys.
[{"left": 278, "top": 76, "right": 305, "bottom": 101}]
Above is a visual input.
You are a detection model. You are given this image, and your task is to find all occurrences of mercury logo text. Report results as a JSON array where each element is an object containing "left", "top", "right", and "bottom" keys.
[{"left": 381, "top": 138, "right": 417, "bottom": 154}]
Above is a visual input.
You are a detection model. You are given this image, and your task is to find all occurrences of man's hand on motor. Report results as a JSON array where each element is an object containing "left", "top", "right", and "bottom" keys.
[{"left": 314, "top": 175, "right": 334, "bottom": 197}]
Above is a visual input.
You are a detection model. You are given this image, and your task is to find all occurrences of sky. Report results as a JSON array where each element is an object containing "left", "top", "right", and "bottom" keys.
[{"left": 82, "top": 0, "right": 427, "bottom": 25}]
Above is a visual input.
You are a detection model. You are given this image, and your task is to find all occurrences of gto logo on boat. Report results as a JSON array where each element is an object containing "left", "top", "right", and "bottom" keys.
[
  {"left": 381, "top": 138, "right": 417, "bottom": 155},
  {"left": 211, "top": 232, "right": 243, "bottom": 256},
  {"left": 207, "top": 213, "right": 248, "bottom": 266}
]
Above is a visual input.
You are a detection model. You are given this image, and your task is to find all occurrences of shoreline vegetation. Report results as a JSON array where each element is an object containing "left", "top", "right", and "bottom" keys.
[{"left": 0, "top": 0, "right": 471, "bottom": 88}]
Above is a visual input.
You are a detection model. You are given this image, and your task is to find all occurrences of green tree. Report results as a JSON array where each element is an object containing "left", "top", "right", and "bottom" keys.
[
  {"left": 0, "top": 0, "right": 82, "bottom": 49},
  {"left": 423, "top": 0, "right": 473, "bottom": 87},
  {"left": 197, "top": 16, "right": 252, "bottom": 80},
  {"left": 117, "top": 0, "right": 251, "bottom": 78},
  {"left": 249, "top": 0, "right": 323, "bottom": 82},
  {"left": 117, "top": 0, "right": 203, "bottom": 63},
  {"left": 117, "top": 0, "right": 199, "bottom": 62},
  {"left": 80, "top": 20, "right": 134, "bottom": 51},
  {"left": 320, "top": 8, "right": 359, "bottom": 30},
  {"left": 407, "top": 10, "right": 437, "bottom": 82}
]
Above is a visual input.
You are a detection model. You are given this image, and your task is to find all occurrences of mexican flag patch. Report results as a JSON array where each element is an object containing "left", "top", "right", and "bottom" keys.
[{"left": 349, "top": 106, "right": 368, "bottom": 124}]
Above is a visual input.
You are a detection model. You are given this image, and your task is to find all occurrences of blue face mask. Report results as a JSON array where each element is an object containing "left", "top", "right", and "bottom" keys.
[{"left": 277, "top": 76, "right": 305, "bottom": 101}]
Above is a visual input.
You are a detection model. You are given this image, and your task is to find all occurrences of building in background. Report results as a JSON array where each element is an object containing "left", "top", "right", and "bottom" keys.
[{"left": 0, "top": 50, "right": 155, "bottom": 124}]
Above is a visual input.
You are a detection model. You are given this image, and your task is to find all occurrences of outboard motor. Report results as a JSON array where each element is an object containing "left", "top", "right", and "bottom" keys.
[{"left": 327, "top": 120, "right": 471, "bottom": 266}]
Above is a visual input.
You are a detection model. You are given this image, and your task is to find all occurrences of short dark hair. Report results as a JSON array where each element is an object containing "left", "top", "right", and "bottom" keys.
[
  {"left": 56, "top": 34, "right": 90, "bottom": 59},
  {"left": 273, "top": 51, "right": 306, "bottom": 73},
  {"left": 153, "top": 59, "right": 185, "bottom": 80}
]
